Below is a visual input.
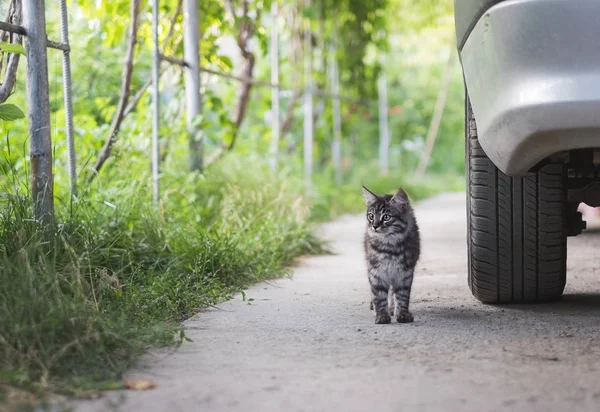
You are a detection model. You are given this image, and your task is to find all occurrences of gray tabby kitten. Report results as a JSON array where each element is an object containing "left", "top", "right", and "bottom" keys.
[{"left": 363, "top": 186, "right": 420, "bottom": 324}]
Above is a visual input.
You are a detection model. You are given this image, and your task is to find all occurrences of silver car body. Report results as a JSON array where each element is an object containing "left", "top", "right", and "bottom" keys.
[{"left": 460, "top": 0, "right": 600, "bottom": 176}]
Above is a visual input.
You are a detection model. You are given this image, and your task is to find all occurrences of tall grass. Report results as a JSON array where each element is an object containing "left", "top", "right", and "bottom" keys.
[{"left": 0, "top": 157, "right": 322, "bottom": 392}]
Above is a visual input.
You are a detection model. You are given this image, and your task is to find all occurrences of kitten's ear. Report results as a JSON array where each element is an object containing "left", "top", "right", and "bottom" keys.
[
  {"left": 362, "top": 186, "right": 378, "bottom": 205},
  {"left": 391, "top": 188, "right": 409, "bottom": 206}
]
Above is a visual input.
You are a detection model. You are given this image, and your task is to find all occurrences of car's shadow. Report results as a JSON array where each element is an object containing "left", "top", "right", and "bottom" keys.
[
  {"left": 488, "top": 293, "right": 600, "bottom": 318},
  {"left": 419, "top": 293, "right": 600, "bottom": 324}
]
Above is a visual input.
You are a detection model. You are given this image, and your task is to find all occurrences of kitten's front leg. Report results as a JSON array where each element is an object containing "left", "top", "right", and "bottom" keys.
[
  {"left": 369, "top": 276, "right": 391, "bottom": 324},
  {"left": 393, "top": 269, "right": 414, "bottom": 323}
]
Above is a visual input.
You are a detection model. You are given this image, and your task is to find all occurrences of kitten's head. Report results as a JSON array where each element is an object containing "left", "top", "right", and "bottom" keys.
[{"left": 362, "top": 186, "right": 412, "bottom": 235}]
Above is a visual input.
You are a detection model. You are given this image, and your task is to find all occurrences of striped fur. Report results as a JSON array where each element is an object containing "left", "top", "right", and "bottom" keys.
[{"left": 363, "top": 186, "right": 420, "bottom": 324}]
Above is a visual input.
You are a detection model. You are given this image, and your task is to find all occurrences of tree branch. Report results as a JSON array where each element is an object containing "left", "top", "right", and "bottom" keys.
[
  {"left": 229, "top": 52, "right": 255, "bottom": 149},
  {"left": 0, "top": 20, "right": 25, "bottom": 36},
  {"left": 281, "top": 89, "right": 302, "bottom": 137},
  {"left": 0, "top": 0, "right": 22, "bottom": 104},
  {"left": 123, "top": 2, "right": 183, "bottom": 119},
  {"left": 88, "top": 0, "right": 142, "bottom": 181},
  {"left": 204, "top": 47, "right": 257, "bottom": 167},
  {"left": 124, "top": 77, "right": 152, "bottom": 118},
  {"left": 162, "top": 0, "right": 182, "bottom": 51},
  {"left": 161, "top": 53, "right": 283, "bottom": 88},
  {"left": 221, "top": 0, "right": 259, "bottom": 154}
]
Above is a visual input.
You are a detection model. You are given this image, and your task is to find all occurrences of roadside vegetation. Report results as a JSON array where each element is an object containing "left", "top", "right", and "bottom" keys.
[{"left": 0, "top": 0, "right": 463, "bottom": 397}]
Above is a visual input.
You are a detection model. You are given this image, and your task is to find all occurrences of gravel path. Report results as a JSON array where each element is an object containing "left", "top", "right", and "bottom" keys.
[{"left": 76, "top": 193, "right": 600, "bottom": 412}]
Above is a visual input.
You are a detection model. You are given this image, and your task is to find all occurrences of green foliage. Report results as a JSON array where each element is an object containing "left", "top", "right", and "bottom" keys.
[
  {"left": 0, "top": 153, "right": 322, "bottom": 391},
  {"left": 318, "top": 0, "right": 389, "bottom": 97},
  {"left": 388, "top": 0, "right": 454, "bottom": 33},
  {"left": 310, "top": 161, "right": 464, "bottom": 221},
  {"left": 0, "top": 104, "right": 25, "bottom": 122},
  {"left": 0, "top": 42, "right": 25, "bottom": 56}
]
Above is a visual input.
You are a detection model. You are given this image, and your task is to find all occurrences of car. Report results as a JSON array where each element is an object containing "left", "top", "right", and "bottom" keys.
[{"left": 455, "top": 0, "right": 600, "bottom": 303}]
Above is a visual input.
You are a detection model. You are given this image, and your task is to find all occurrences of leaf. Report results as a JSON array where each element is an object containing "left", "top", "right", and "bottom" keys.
[
  {"left": 0, "top": 104, "right": 25, "bottom": 121},
  {"left": 124, "top": 379, "right": 157, "bottom": 391},
  {"left": 0, "top": 42, "right": 25, "bottom": 55},
  {"left": 217, "top": 55, "right": 233, "bottom": 69}
]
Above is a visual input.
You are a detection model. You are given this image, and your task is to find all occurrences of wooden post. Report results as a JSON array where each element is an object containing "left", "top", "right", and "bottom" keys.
[
  {"left": 378, "top": 52, "right": 390, "bottom": 176},
  {"left": 23, "top": 0, "right": 54, "bottom": 224},
  {"left": 268, "top": 1, "right": 280, "bottom": 171},
  {"left": 59, "top": 0, "right": 77, "bottom": 197},
  {"left": 303, "top": 0, "right": 313, "bottom": 187},
  {"left": 151, "top": 0, "right": 160, "bottom": 202},
  {"left": 329, "top": 42, "right": 342, "bottom": 184},
  {"left": 183, "top": 0, "right": 202, "bottom": 171}
]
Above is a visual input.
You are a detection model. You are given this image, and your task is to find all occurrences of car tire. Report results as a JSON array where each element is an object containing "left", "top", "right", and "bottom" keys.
[{"left": 466, "top": 93, "right": 567, "bottom": 303}]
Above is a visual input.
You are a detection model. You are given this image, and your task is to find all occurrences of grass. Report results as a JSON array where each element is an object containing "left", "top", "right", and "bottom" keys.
[
  {"left": 0, "top": 153, "right": 463, "bottom": 402},
  {"left": 0, "top": 156, "right": 323, "bottom": 396}
]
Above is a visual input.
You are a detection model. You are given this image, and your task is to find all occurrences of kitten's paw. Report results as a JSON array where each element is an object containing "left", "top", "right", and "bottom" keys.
[
  {"left": 375, "top": 312, "right": 391, "bottom": 324},
  {"left": 396, "top": 311, "right": 414, "bottom": 323}
]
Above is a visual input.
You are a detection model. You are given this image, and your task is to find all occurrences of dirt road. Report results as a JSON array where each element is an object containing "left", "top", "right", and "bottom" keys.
[{"left": 77, "top": 193, "right": 600, "bottom": 412}]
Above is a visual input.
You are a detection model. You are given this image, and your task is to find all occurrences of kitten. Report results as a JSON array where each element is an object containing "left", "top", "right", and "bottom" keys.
[{"left": 363, "top": 186, "right": 420, "bottom": 324}]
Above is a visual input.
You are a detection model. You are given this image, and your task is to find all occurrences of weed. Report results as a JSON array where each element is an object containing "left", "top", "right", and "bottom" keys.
[{"left": 0, "top": 156, "right": 322, "bottom": 393}]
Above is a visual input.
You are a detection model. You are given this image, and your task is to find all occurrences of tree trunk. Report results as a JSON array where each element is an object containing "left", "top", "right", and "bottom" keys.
[
  {"left": 268, "top": 1, "right": 280, "bottom": 171},
  {"left": 229, "top": 53, "right": 255, "bottom": 149},
  {"left": 415, "top": 48, "right": 456, "bottom": 177},
  {"left": 23, "top": 0, "right": 53, "bottom": 225},
  {"left": 330, "top": 43, "right": 342, "bottom": 184},
  {"left": 281, "top": 90, "right": 302, "bottom": 138},
  {"left": 183, "top": 0, "right": 202, "bottom": 171},
  {"left": 378, "top": 52, "right": 390, "bottom": 175},
  {"left": 151, "top": 0, "right": 160, "bottom": 202},
  {"left": 303, "top": 0, "right": 313, "bottom": 186},
  {"left": 205, "top": 0, "right": 259, "bottom": 167}
]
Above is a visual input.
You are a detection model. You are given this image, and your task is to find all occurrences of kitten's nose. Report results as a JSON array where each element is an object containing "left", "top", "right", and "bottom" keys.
[{"left": 373, "top": 223, "right": 381, "bottom": 231}]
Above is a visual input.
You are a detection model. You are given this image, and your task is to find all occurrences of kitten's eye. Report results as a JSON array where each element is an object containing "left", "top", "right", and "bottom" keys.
[
  {"left": 383, "top": 214, "right": 390, "bottom": 221},
  {"left": 367, "top": 213, "right": 374, "bottom": 221}
]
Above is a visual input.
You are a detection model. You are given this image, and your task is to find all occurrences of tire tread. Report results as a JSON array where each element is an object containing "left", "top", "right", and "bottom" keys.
[{"left": 466, "top": 96, "right": 566, "bottom": 303}]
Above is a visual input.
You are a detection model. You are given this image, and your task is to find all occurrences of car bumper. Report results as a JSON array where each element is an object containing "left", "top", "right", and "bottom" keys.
[{"left": 461, "top": 0, "right": 600, "bottom": 176}]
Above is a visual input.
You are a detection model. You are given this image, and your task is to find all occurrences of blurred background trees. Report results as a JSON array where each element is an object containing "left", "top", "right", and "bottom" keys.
[{"left": 1, "top": 0, "right": 464, "bottom": 210}]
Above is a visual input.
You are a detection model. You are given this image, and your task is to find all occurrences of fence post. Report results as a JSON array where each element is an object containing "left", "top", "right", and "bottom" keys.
[
  {"left": 303, "top": 0, "right": 313, "bottom": 187},
  {"left": 378, "top": 52, "right": 390, "bottom": 176},
  {"left": 58, "top": 0, "right": 77, "bottom": 197},
  {"left": 151, "top": 0, "right": 160, "bottom": 203},
  {"left": 268, "top": 1, "right": 280, "bottom": 171},
  {"left": 184, "top": 0, "right": 202, "bottom": 171},
  {"left": 23, "top": 0, "right": 54, "bottom": 225},
  {"left": 329, "top": 42, "right": 342, "bottom": 184}
]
